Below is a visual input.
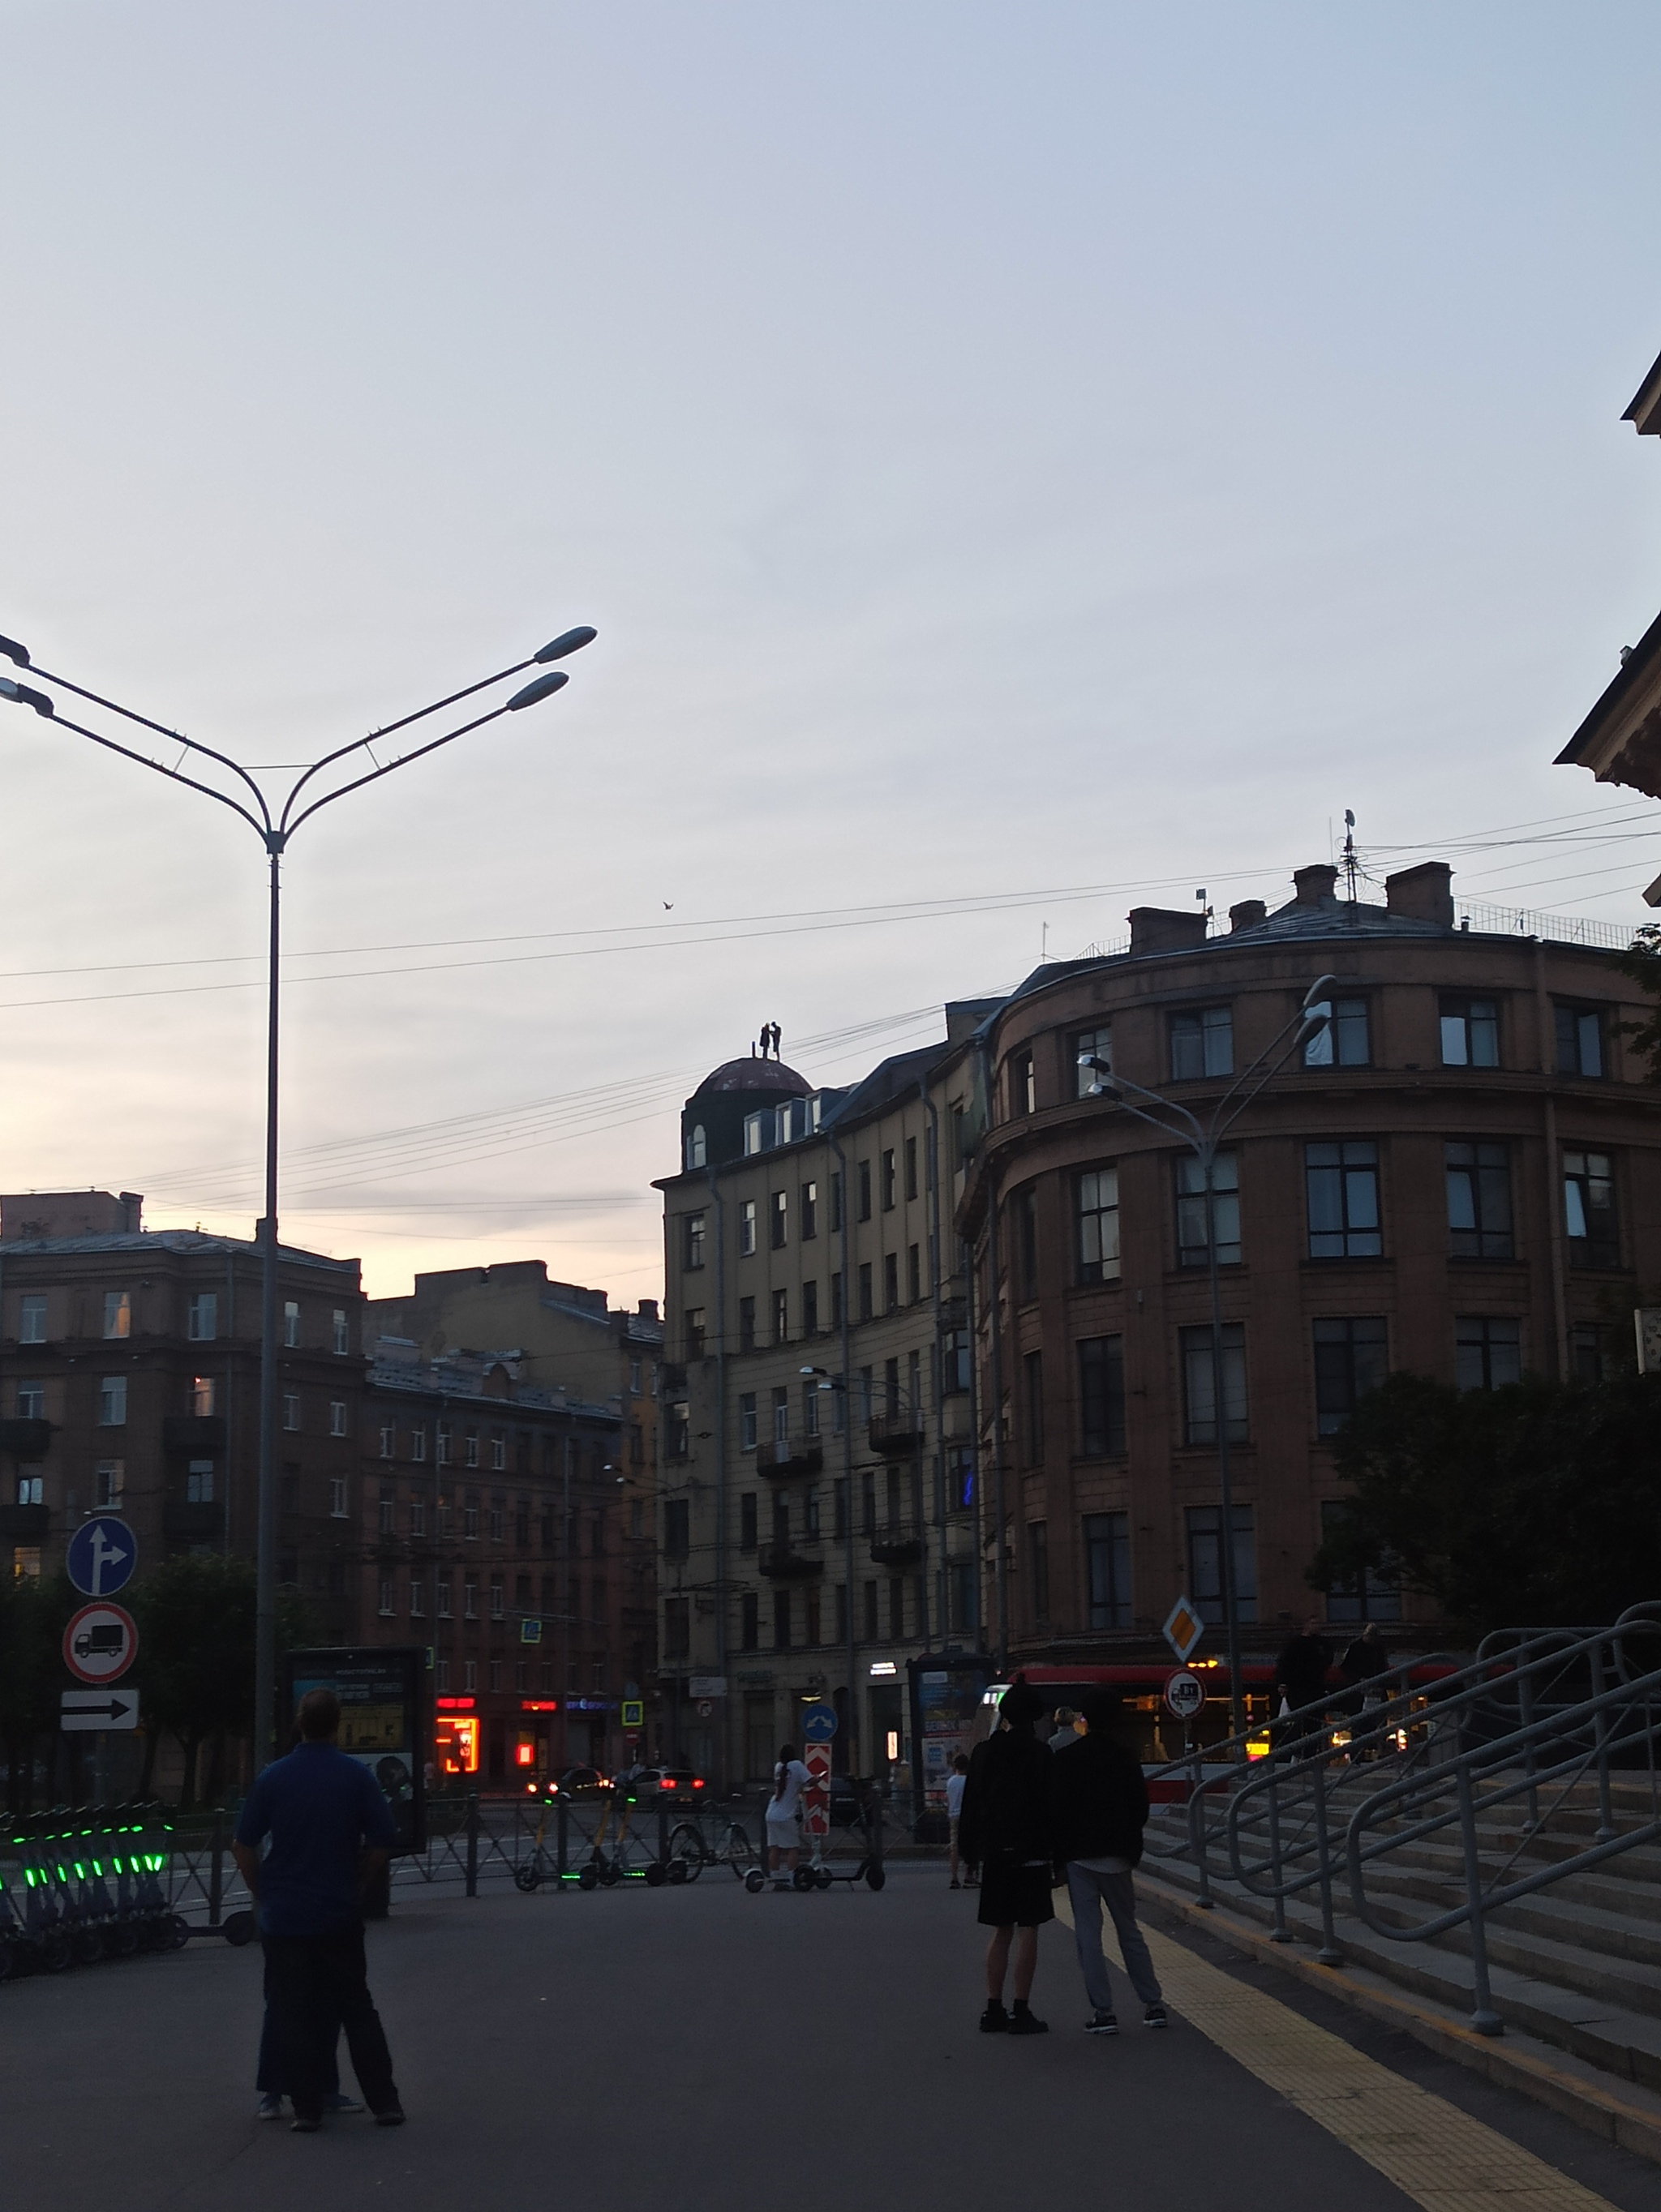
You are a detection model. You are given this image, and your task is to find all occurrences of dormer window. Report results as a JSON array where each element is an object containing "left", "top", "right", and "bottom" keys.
[{"left": 686, "top": 1124, "right": 707, "bottom": 1170}]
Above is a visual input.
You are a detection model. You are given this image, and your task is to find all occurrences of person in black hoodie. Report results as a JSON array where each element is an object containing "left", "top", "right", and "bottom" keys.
[
  {"left": 1051, "top": 1691, "right": 1166, "bottom": 2035},
  {"left": 957, "top": 1676, "right": 1057, "bottom": 2035}
]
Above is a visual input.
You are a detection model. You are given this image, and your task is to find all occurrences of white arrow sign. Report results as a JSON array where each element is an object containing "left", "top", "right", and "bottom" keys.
[{"left": 61, "top": 1686, "right": 140, "bottom": 1732}]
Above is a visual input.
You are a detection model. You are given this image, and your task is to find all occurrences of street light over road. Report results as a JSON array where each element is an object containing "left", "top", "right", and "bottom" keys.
[
  {"left": 0, "top": 619, "right": 597, "bottom": 1768},
  {"left": 1078, "top": 974, "right": 1333, "bottom": 1741}
]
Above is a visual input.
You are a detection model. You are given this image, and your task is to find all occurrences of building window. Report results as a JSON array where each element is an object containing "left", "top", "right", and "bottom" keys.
[
  {"left": 800, "top": 1379, "right": 819, "bottom": 1439},
  {"left": 19, "top": 1294, "right": 46, "bottom": 1344},
  {"left": 942, "top": 1328, "right": 971, "bottom": 1396},
  {"left": 629, "top": 1357, "right": 642, "bottom": 1396},
  {"left": 684, "top": 1212, "right": 706, "bottom": 1271},
  {"left": 1564, "top": 1150, "right": 1618, "bottom": 1267},
  {"left": 332, "top": 1309, "right": 350, "bottom": 1356},
  {"left": 410, "top": 1578, "right": 427, "bottom": 1619},
  {"left": 1022, "top": 1350, "right": 1044, "bottom": 1464},
  {"left": 739, "top": 1200, "right": 758, "bottom": 1257},
  {"left": 1571, "top": 1322, "right": 1613, "bottom": 1381},
  {"left": 489, "top": 1496, "right": 504, "bottom": 1542},
  {"left": 281, "top": 1392, "right": 300, "bottom": 1432},
  {"left": 378, "top": 1578, "right": 394, "bottom": 1618},
  {"left": 329, "top": 1400, "right": 348, "bottom": 1438},
  {"left": 1170, "top": 1005, "right": 1233, "bottom": 1081},
  {"left": 857, "top": 1263, "right": 873, "bottom": 1323},
  {"left": 800, "top": 1281, "right": 818, "bottom": 1339},
  {"left": 801, "top": 1180, "right": 818, "bottom": 1240},
  {"left": 1074, "top": 1023, "right": 1113, "bottom": 1095},
  {"left": 103, "top": 1290, "right": 131, "bottom": 1340},
  {"left": 491, "top": 1433, "right": 506, "bottom": 1472},
  {"left": 1320, "top": 1500, "right": 1401, "bottom": 1623},
  {"left": 187, "top": 1460, "right": 214, "bottom": 1503},
  {"left": 772, "top": 1288, "right": 788, "bottom": 1344},
  {"left": 770, "top": 1190, "right": 788, "bottom": 1249},
  {"left": 187, "top": 1292, "right": 217, "bottom": 1343},
  {"left": 1440, "top": 997, "right": 1500, "bottom": 1068},
  {"left": 1084, "top": 1511, "right": 1131, "bottom": 1628},
  {"left": 95, "top": 1460, "right": 125, "bottom": 1507},
  {"left": 883, "top": 1254, "right": 899, "bottom": 1313},
  {"left": 411, "top": 1425, "right": 427, "bottom": 1464},
  {"left": 738, "top": 1491, "right": 758, "bottom": 1551},
  {"left": 739, "top": 1296, "right": 756, "bottom": 1352},
  {"left": 775, "top": 1589, "right": 792, "bottom": 1651},
  {"left": 463, "top": 1493, "right": 479, "bottom": 1540},
  {"left": 907, "top": 1244, "right": 922, "bottom": 1305},
  {"left": 857, "top": 1160, "right": 873, "bottom": 1220},
  {"left": 1304, "top": 997, "right": 1370, "bottom": 1067},
  {"left": 489, "top": 1577, "right": 504, "bottom": 1621},
  {"left": 378, "top": 1485, "right": 396, "bottom": 1535},
  {"left": 1445, "top": 1142, "right": 1513, "bottom": 1260},
  {"left": 463, "top": 1430, "right": 479, "bottom": 1468},
  {"left": 1312, "top": 1318, "right": 1388, "bottom": 1436},
  {"left": 904, "top": 1137, "right": 919, "bottom": 1201},
  {"left": 284, "top": 1301, "right": 300, "bottom": 1348},
  {"left": 1011, "top": 1052, "right": 1036, "bottom": 1118},
  {"left": 685, "top": 1123, "right": 707, "bottom": 1171},
  {"left": 1078, "top": 1335, "right": 1126, "bottom": 1456},
  {"left": 1012, "top": 1184, "right": 1038, "bottom": 1297},
  {"left": 436, "top": 1424, "right": 453, "bottom": 1467},
  {"left": 739, "top": 1392, "right": 758, "bottom": 1451},
  {"left": 1186, "top": 1503, "right": 1255, "bottom": 1624},
  {"left": 15, "top": 1380, "right": 44, "bottom": 1420},
  {"left": 1456, "top": 1316, "right": 1522, "bottom": 1392},
  {"left": 663, "top": 1596, "right": 691, "bottom": 1660},
  {"left": 1305, "top": 1141, "right": 1381, "bottom": 1258},
  {"left": 1176, "top": 1151, "right": 1240, "bottom": 1267},
  {"left": 326, "top": 1476, "right": 346, "bottom": 1518},
  {"left": 98, "top": 1375, "right": 127, "bottom": 1427},
  {"left": 739, "top": 1593, "right": 758, "bottom": 1652},
  {"left": 1180, "top": 1323, "right": 1247, "bottom": 1444},
  {"left": 771, "top": 1385, "right": 790, "bottom": 1445},
  {"left": 462, "top": 1576, "right": 479, "bottom": 1620},
  {"left": 830, "top": 1272, "right": 843, "bottom": 1328},
  {"left": 437, "top": 1577, "right": 453, "bottom": 1618},
  {"left": 463, "top": 1658, "right": 477, "bottom": 1693},
  {"left": 379, "top": 1422, "right": 396, "bottom": 1460},
  {"left": 191, "top": 1374, "right": 216, "bottom": 1417},
  {"left": 1555, "top": 1005, "right": 1604, "bottom": 1078},
  {"left": 1076, "top": 1167, "right": 1120, "bottom": 1284},
  {"left": 863, "top": 1581, "right": 879, "bottom": 1640},
  {"left": 667, "top": 1400, "right": 689, "bottom": 1458},
  {"left": 882, "top": 1149, "right": 897, "bottom": 1208},
  {"left": 830, "top": 1172, "right": 843, "bottom": 1231}
]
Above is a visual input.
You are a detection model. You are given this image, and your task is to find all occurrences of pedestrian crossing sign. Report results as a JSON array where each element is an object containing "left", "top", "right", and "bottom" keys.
[{"left": 1163, "top": 1597, "right": 1204, "bottom": 1664}]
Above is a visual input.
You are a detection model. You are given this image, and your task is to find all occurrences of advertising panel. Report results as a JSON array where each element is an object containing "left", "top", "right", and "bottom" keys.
[
  {"left": 281, "top": 1645, "right": 427, "bottom": 1854},
  {"left": 908, "top": 1653, "right": 994, "bottom": 1809}
]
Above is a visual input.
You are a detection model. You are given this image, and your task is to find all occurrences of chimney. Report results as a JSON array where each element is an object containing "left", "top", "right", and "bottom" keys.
[
  {"left": 1229, "top": 898, "right": 1267, "bottom": 934},
  {"left": 1293, "top": 864, "right": 1338, "bottom": 907},
  {"left": 1127, "top": 907, "right": 1209, "bottom": 956},
  {"left": 119, "top": 1191, "right": 144, "bottom": 1233},
  {"left": 1384, "top": 860, "right": 1453, "bottom": 928}
]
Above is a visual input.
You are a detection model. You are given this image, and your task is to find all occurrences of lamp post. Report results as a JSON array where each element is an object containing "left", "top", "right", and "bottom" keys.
[
  {"left": 1078, "top": 975, "right": 1333, "bottom": 1743},
  {"left": 1, "top": 622, "right": 596, "bottom": 1768}
]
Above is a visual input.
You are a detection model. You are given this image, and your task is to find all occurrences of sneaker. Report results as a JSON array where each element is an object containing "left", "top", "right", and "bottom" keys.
[
  {"left": 1144, "top": 2004, "right": 1169, "bottom": 2030},
  {"left": 324, "top": 2091, "right": 363, "bottom": 2113},
  {"left": 1085, "top": 2010, "right": 1118, "bottom": 2036},
  {"left": 1008, "top": 2004, "right": 1049, "bottom": 2036},
  {"left": 257, "top": 2093, "right": 285, "bottom": 2120},
  {"left": 290, "top": 2114, "right": 322, "bottom": 2133},
  {"left": 372, "top": 2103, "right": 406, "bottom": 2128},
  {"left": 979, "top": 2000, "right": 1009, "bottom": 2034},
  {"left": 950, "top": 1878, "right": 961, "bottom": 1890}
]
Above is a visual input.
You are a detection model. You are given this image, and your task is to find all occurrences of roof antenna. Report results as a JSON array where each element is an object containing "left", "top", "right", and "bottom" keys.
[
  {"left": 1195, "top": 887, "right": 1212, "bottom": 934},
  {"left": 1341, "top": 811, "right": 1358, "bottom": 904}
]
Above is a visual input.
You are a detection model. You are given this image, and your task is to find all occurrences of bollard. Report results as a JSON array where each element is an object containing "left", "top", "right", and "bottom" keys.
[
  {"left": 466, "top": 1793, "right": 479, "bottom": 1898},
  {"left": 208, "top": 1809, "right": 225, "bottom": 1927}
]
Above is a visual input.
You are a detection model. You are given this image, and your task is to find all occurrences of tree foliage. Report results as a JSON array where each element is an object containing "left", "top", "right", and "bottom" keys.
[
  {"left": 0, "top": 1570, "right": 75, "bottom": 1807},
  {"left": 1310, "top": 1370, "right": 1661, "bottom": 1638},
  {"left": 1617, "top": 924, "right": 1661, "bottom": 1086}
]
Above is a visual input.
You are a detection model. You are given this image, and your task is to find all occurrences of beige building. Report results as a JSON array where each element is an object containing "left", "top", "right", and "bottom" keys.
[{"left": 654, "top": 1014, "right": 995, "bottom": 1791}]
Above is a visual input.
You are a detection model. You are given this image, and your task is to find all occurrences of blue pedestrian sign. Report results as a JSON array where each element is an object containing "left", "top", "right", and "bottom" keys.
[
  {"left": 66, "top": 1516, "right": 137, "bottom": 1599},
  {"left": 801, "top": 1704, "right": 837, "bottom": 1743}
]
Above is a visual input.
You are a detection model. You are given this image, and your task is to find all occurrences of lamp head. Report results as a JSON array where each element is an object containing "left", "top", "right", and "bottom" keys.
[
  {"left": 534, "top": 624, "right": 598, "bottom": 664},
  {"left": 1303, "top": 973, "right": 1340, "bottom": 1010},
  {"left": 0, "top": 676, "right": 54, "bottom": 717},
  {"left": 0, "top": 633, "right": 30, "bottom": 668},
  {"left": 507, "top": 669, "right": 570, "bottom": 711}
]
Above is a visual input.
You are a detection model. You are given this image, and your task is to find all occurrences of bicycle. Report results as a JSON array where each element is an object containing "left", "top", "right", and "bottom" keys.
[{"left": 664, "top": 1816, "right": 754, "bottom": 1884}]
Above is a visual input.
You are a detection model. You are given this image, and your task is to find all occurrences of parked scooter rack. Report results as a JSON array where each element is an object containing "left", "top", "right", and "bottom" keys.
[{"left": 0, "top": 1805, "right": 188, "bottom": 1979}]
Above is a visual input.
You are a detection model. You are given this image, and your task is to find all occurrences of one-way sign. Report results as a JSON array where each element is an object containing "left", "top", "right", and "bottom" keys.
[{"left": 61, "top": 1686, "right": 140, "bottom": 1732}]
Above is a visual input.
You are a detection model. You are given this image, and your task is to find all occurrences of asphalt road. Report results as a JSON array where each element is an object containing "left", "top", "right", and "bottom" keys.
[{"left": 2, "top": 1863, "right": 1655, "bottom": 2212}]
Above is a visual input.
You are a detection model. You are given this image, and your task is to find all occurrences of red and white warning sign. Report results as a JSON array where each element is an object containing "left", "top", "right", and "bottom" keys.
[{"left": 63, "top": 1601, "right": 139, "bottom": 1685}]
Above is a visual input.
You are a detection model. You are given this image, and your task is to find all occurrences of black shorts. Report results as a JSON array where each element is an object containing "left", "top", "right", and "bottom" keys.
[{"left": 976, "top": 1855, "right": 1055, "bottom": 1929}]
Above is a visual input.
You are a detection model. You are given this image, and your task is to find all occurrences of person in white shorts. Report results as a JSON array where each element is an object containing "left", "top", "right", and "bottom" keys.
[{"left": 766, "top": 1744, "right": 812, "bottom": 1886}]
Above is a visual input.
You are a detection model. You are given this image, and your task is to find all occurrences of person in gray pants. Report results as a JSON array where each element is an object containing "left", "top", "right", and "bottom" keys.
[{"left": 1049, "top": 1690, "right": 1167, "bottom": 2035}]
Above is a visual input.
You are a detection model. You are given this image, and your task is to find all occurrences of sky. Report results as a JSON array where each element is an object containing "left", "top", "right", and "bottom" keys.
[{"left": 4, "top": 2, "right": 1661, "bottom": 1309}]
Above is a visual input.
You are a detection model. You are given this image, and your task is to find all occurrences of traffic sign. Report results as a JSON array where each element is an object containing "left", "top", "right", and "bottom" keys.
[
  {"left": 802, "top": 1741, "right": 831, "bottom": 1837},
  {"left": 62, "top": 1685, "right": 140, "bottom": 1732},
  {"left": 1164, "top": 1670, "right": 1206, "bottom": 1721},
  {"left": 62, "top": 1601, "right": 139, "bottom": 1684},
  {"left": 1162, "top": 1595, "right": 1204, "bottom": 1664},
  {"left": 620, "top": 1698, "right": 644, "bottom": 1730},
  {"left": 697, "top": 1700, "right": 714, "bottom": 1719},
  {"left": 800, "top": 1703, "right": 838, "bottom": 1743},
  {"left": 65, "top": 1515, "right": 137, "bottom": 1599}
]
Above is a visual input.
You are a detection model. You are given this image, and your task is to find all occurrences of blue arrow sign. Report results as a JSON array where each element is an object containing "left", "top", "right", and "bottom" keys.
[
  {"left": 66, "top": 1516, "right": 137, "bottom": 1599},
  {"left": 800, "top": 1704, "right": 838, "bottom": 1743}
]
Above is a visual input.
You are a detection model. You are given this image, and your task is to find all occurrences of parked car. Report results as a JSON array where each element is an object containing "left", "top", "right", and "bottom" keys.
[
  {"left": 554, "top": 1764, "right": 609, "bottom": 1796},
  {"left": 623, "top": 1765, "right": 708, "bottom": 1800}
]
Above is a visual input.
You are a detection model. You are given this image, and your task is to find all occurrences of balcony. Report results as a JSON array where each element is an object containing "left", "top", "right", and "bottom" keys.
[
  {"left": 758, "top": 1545, "right": 824, "bottom": 1581},
  {"left": 756, "top": 1439, "right": 823, "bottom": 1478},
  {"left": 164, "top": 1500, "right": 221, "bottom": 1543},
  {"left": 869, "top": 1520, "right": 925, "bottom": 1567},
  {"left": 868, "top": 1412, "right": 925, "bottom": 1457},
  {"left": 163, "top": 1415, "right": 227, "bottom": 1454},
  {"left": 0, "top": 1502, "right": 49, "bottom": 1542},
  {"left": 0, "top": 1418, "right": 52, "bottom": 1459}
]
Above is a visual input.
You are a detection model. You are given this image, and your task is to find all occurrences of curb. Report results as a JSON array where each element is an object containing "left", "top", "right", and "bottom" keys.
[{"left": 1136, "top": 1871, "right": 1661, "bottom": 2168}]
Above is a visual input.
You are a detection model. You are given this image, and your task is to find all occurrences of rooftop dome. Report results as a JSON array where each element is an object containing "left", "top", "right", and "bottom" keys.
[{"left": 695, "top": 1056, "right": 813, "bottom": 1097}]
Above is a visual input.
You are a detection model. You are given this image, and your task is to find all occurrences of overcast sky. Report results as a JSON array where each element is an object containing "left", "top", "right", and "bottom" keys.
[{"left": 4, "top": 2, "right": 1661, "bottom": 1311}]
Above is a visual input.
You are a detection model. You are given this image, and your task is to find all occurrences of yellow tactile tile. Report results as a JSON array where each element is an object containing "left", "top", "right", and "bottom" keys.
[{"left": 1054, "top": 1893, "right": 1616, "bottom": 2212}]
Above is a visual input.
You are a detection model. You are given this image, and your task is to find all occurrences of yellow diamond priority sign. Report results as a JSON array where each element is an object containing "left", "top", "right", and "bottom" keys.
[{"left": 1162, "top": 1596, "right": 1204, "bottom": 1665}]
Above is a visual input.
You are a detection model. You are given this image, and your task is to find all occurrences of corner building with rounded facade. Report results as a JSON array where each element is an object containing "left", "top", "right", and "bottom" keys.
[{"left": 960, "top": 860, "right": 1661, "bottom": 1666}]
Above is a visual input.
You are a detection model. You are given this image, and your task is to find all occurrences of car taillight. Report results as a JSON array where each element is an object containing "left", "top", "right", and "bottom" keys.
[
  {"left": 659, "top": 1778, "right": 675, "bottom": 1790},
  {"left": 692, "top": 1778, "right": 704, "bottom": 1789}
]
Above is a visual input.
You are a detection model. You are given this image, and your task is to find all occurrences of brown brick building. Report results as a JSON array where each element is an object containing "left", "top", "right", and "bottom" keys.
[{"left": 959, "top": 862, "right": 1661, "bottom": 1668}]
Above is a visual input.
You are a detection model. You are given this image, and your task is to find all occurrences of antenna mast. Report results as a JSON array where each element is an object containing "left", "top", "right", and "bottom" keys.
[{"left": 1341, "top": 811, "right": 1358, "bottom": 904}]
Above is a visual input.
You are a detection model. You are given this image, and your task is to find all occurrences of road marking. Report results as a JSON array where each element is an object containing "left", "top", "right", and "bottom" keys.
[{"left": 1054, "top": 1893, "right": 1616, "bottom": 2212}]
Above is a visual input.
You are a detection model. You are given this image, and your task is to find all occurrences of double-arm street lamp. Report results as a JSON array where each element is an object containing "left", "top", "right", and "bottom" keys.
[
  {"left": 1, "top": 621, "right": 596, "bottom": 1766},
  {"left": 1079, "top": 975, "right": 1334, "bottom": 1742}
]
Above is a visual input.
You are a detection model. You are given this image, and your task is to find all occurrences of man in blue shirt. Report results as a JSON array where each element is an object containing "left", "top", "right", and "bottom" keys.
[{"left": 233, "top": 1687, "right": 404, "bottom": 2132}]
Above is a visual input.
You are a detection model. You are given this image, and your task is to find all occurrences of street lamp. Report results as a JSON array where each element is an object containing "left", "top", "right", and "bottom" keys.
[
  {"left": 1078, "top": 975, "right": 1333, "bottom": 1743},
  {"left": 1, "top": 620, "right": 596, "bottom": 1768}
]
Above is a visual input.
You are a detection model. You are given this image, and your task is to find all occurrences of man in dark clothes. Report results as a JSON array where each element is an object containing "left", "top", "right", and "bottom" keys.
[
  {"left": 233, "top": 1688, "right": 404, "bottom": 2133},
  {"left": 1051, "top": 1691, "right": 1166, "bottom": 2035},
  {"left": 957, "top": 1676, "right": 1056, "bottom": 2035},
  {"left": 1273, "top": 1616, "right": 1333, "bottom": 1749},
  {"left": 1338, "top": 1621, "right": 1390, "bottom": 1752}
]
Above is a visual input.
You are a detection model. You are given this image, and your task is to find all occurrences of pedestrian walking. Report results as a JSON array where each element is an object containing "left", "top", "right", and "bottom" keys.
[
  {"left": 1273, "top": 1615, "right": 1333, "bottom": 1751},
  {"left": 957, "top": 1676, "right": 1056, "bottom": 2035},
  {"left": 1046, "top": 1706, "right": 1080, "bottom": 1752},
  {"left": 1051, "top": 1691, "right": 1166, "bottom": 2036},
  {"left": 231, "top": 1687, "right": 405, "bottom": 2133},
  {"left": 945, "top": 1753, "right": 970, "bottom": 1888},
  {"left": 1339, "top": 1621, "right": 1389, "bottom": 1755},
  {"left": 765, "top": 1743, "right": 812, "bottom": 1887}
]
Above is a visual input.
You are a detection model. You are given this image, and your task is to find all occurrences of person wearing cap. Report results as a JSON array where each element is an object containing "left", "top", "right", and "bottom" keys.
[
  {"left": 956, "top": 1675, "right": 1058, "bottom": 2035},
  {"left": 1050, "top": 1690, "right": 1166, "bottom": 2036}
]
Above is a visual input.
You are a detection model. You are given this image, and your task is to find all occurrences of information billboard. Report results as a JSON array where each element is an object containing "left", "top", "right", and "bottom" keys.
[{"left": 281, "top": 1645, "right": 427, "bottom": 1854}]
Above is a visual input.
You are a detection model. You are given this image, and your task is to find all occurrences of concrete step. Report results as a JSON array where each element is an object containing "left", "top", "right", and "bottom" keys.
[
  {"left": 1358, "top": 1861, "right": 1661, "bottom": 1982},
  {"left": 1141, "top": 1847, "right": 1661, "bottom": 2093}
]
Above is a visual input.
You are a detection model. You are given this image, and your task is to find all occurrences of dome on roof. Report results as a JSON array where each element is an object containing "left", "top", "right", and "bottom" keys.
[{"left": 696, "top": 1056, "right": 813, "bottom": 1097}]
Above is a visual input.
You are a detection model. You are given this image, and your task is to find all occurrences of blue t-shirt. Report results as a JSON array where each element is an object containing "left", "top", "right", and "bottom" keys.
[{"left": 235, "top": 1743, "right": 398, "bottom": 1936}]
